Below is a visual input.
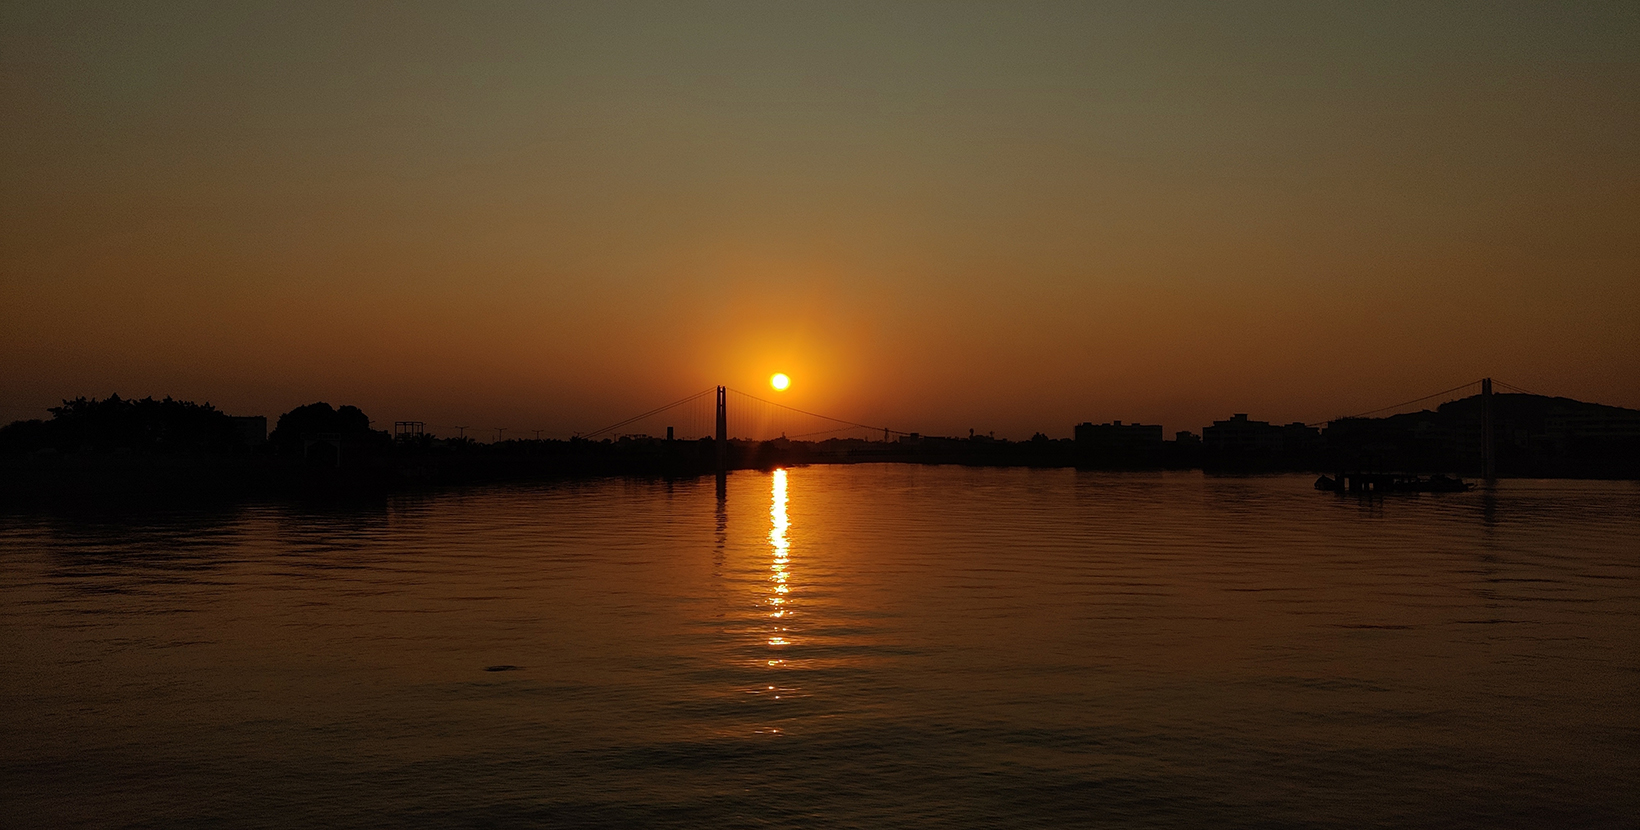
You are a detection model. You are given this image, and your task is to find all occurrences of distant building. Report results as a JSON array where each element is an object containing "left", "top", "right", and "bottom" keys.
[
  {"left": 1074, "top": 420, "right": 1163, "bottom": 448},
  {"left": 1202, "top": 414, "right": 1319, "bottom": 454},
  {"left": 1174, "top": 431, "right": 1201, "bottom": 445},
  {"left": 1203, "top": 414, "right": 1277, "bottom": 452},
  {"left": 1280, "top": 421, "right": 1324, "bottom": 452}
]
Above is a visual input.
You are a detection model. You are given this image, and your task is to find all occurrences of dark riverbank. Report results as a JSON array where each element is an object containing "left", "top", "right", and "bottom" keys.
[
  {"left": 0, "top": 437, "right": 1175, "bottom": 505},
  {"left": 3, "top": 431, "right": 1635, "bottom": 508}
]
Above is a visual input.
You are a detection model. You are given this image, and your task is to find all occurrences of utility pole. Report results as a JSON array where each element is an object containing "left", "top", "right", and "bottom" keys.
[
  {"left": 455, "top": 425, "right": 469, "bottom": 440},
  {"left": 1481, "top": 378, "right": 1495, "bottom": 480},
  {"left": 533, "top": 429, "right": 543, "bottom": 441},
  {"left": 495, "top": 427, "right": 506, "bottom": 444}
]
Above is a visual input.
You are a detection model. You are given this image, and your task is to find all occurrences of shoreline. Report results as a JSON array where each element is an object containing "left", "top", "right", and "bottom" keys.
[{"left": 3, "top": 443, "right": 1633, "bottom": 508}]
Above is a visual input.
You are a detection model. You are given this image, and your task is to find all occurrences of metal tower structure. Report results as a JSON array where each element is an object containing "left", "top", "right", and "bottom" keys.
[
  {"left": 715, "top": 386, "right": 727, "bottom": 475},
  {"left": 1481, "top": 377, "right": 1495, "bottom": 480}
]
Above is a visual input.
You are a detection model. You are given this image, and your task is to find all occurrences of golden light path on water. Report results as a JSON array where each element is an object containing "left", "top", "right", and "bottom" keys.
[{"left": 768, "top": 469, "right": 790, "bottom": 656}]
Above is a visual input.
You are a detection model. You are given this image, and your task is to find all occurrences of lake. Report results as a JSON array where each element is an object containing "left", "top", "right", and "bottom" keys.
[{"left": 2, "top": 466, "right": 1636, "bottom": 828}]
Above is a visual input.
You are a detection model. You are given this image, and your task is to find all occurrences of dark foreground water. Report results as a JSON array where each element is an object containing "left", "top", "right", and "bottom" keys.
[{"left": 2, "top": 467, "right": 1636, "bottom": 829}]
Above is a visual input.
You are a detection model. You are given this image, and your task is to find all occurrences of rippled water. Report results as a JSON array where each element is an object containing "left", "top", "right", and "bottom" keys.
[{"left": 2, "top": 467, "right": 1636, "bottom": 828}]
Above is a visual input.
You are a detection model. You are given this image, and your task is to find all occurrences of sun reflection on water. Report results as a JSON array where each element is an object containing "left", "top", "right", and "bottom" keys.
[{"left": 768, "top": 468, "right": 790, "bottom": 648}]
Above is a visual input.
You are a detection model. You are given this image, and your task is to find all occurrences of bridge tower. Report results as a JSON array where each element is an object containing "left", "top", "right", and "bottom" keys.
[
  {"left": 715, "top": 385, "right": 727, "bottom": 475},
  {"left": 1481, "top": 377, "right": 1495, "bottom": 480}
]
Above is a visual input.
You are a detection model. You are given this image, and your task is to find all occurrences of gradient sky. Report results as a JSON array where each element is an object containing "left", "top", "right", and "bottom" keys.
[{"left": 4, "top": 1, "right": 1637, "bottom": 439}]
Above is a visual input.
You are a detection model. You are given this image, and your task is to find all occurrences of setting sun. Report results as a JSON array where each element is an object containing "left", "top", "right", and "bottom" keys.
[{"left": 770, "top": 373, "right": 790, "bottom": 391}]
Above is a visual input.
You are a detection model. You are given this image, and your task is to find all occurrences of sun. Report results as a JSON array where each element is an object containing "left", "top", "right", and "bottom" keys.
[{"left": 770, "top": 373, "right": 790, "bottom": 391}]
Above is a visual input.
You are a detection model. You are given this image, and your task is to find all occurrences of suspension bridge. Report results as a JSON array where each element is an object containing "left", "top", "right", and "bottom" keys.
[
  {"left": 1309, "top": 377, "right": 1538, "bottom": 425},
  {"left": 577, "top": 386, "right": 910, "bottom": 445}
]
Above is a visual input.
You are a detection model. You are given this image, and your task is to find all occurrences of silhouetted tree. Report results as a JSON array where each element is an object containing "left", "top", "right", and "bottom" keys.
[
  {"left": 268, "top": 402, "right": 381, "bottom": 456},
  {"left": 0, "top": 419, "right": 52, "bottom": 457},
  {"left": 0, "top": 395, "right": 240, "bottom": 456}
]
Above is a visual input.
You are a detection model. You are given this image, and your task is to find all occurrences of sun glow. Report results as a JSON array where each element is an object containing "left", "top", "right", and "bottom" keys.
[{"left": 770, "top": 373, "right": 790, "bottom": 391}]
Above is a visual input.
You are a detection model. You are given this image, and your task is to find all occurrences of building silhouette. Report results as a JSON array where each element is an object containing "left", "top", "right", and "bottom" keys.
[{"left": 1074, "top": 420, "right": 1163, "bottom": 448}]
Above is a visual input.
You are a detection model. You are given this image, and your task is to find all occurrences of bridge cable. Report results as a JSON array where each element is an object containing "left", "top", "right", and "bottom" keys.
[
  {"left": 1309, "top": 379, "right": 1482, "bottom": 426},
  {"left": 1492, "top": 379, "right": 1540, "bottom": 396},
  {"left": 579, "top": 387, "right": 716, "bottom": 439},
  {"left": 786, "top": 425, "right": 879, "bottom": 440},
  {"left": 726, "top": 387, "right": 908, "bottom": 437}
]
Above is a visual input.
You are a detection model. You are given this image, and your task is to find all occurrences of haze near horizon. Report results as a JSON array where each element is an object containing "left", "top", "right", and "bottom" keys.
[{"left": 4, "top": 1, "right": 1636, "bottom": 438}]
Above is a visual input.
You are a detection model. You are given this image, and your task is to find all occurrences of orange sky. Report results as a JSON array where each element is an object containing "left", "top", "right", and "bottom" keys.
[{"left": 3, "top": 2, "right": 1636, "bottom": 438}]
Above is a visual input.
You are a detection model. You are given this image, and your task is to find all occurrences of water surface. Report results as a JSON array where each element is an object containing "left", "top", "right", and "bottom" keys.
[{"left": 2, "top": 467, "right": 1636, "bottom": 828}]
